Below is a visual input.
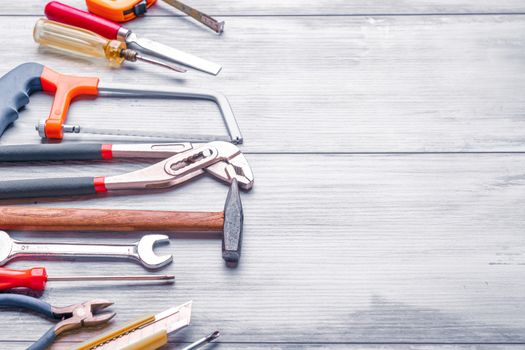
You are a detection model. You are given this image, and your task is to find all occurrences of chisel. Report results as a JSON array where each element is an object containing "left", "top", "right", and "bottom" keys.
[{"left": 45, "top": 1, "right": 222, "bottom": 75}]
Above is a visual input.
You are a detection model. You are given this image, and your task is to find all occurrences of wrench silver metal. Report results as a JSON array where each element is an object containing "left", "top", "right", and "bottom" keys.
[{"left": 0, "top": 231, "right": 172, "bottom": 269}]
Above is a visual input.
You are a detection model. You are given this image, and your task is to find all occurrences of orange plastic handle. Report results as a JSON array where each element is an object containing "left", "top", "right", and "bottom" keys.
[
  {"left": 86, "top": 0, "right": 157, "bottom": 22},
  {"left": 41, "top": 66, "right": 99, "bottom": 139}
]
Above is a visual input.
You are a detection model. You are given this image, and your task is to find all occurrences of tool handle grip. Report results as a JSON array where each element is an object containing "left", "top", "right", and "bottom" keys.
[
  {"left": 27, "top": 327, "right": 57, "bottom": 350},
  {"left": 0, "top": 267, "right": 47, "bottom": 291},
  {"left": 34, "top": 19, "right": 125, "bottom": 65},
  {"left": 0, "top": 63, "right": 44, "bottom": 136},
  {"left": 0, "top": 177, "right": 98, "bottom": 199},
  {"left": 0, "top": 207, "right": 223, "bottom": 232},
  {"left": 0, "top": 143, "right": 108, "bottom": 161},
  {"left": 0, "top": 294, "right": 54, "bottom": 317},
  {"left": 45, "top": 1, "right": 123, "bottom": 40}
]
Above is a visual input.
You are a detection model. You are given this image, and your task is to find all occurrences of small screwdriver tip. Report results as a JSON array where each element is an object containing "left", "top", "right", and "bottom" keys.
[{"left": 208, "top": 331, "right": 220, "bottom": 341}]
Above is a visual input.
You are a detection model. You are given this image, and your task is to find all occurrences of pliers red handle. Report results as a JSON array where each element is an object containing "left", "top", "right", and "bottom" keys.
[
  {"left": 0, "top": 141, "right": 254, "bottom": 200},
  {"left": 0, "top": 294, "right": 114, "bottom": 350}
]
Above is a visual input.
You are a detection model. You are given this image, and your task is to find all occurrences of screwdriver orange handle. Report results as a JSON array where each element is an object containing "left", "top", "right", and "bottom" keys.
[{"left": 0, "top": 267, "right": 48, "bottom": 291}]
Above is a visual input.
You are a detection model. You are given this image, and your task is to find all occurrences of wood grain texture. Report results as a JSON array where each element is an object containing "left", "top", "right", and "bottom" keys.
[
  {"left": 0, "top": 206, "right": 224, "bottom": 232},
  {"left": 0, "top": 0, "right": 524, "bottom": 349},
  {"left": 1, "top": 155, "right": 525, "bottom": 347},
  {"left": 2, "top": 0, "right": 525, "bottom": 16},
  {"left": 0, "top": 15, "right": 524, "bottom": 152},
  {"left": 7, "top": 343, "right": 525, "bottom": 350}
]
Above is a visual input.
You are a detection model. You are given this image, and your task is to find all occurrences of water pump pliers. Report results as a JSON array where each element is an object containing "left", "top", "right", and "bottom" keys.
[
  {"left": 0, "top": 294, "right": 114, "bottom": 350},
  {"left": 0, "top": 141, "right": 254, "bottom": 200}
]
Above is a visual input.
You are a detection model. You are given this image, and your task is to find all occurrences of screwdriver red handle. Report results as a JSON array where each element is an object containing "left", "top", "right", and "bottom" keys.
[
  {"left": 0, "top": 267, "right": 48, "bottom": 291},
  {"left": 45, "top": 1, "right": 124, "bottom": 40}
]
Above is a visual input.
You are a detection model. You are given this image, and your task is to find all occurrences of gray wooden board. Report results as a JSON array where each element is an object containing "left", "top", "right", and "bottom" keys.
[
  {"left": 3, "top": 0, "right": 525, "bottom": 16},
  {"left": 0, "top": 15, "right": 524, "bottom": 152},
  {"left": 1, "top": 155, "right": 525, "bottom": 348},
  {"left": 8, "top": 344, "right": 525, "bottom": 350},
  {"left": 0, "top": 0, "right": 524, "bottom": 349}
]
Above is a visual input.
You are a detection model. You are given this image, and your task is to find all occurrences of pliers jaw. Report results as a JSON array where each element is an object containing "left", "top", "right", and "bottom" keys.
[
  {"left": 204, "top": 141, "right": 254, "bottom": 190},
  {"left": 52, "top": 299, "right": 115, "bottom": 336},
  {"left": 105, "top": 141, "right": 254, "bottom": 191}
]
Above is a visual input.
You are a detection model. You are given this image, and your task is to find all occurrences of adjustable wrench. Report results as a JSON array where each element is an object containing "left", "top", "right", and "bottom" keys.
[{"left": 0, "top": 231, "right": 172, "bottom": 269}]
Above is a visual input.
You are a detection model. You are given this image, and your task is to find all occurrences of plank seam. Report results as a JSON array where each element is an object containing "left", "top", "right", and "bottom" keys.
[
  {"left": 243, "top": 151, "right": 525, "bottom": 155},
  {"left": 6, "top": 341, "right": 525, "bottom": 345},
  {"left": 2, "top": 13, "right": 525, "bottom": 17}
]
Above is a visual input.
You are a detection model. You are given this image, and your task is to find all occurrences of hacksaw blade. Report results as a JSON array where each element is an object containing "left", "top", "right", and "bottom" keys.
[{"left": 72, "top": 126, "right": 231, "bottom": 143}]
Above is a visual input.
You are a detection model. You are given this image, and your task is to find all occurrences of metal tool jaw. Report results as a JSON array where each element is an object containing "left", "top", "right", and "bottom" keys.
[
  {"left": 105, "top": 141, "right": 254, "bottom": 191},
  {"left": 204, "top": 143, "right": 254, "bottom": 190},
  {"left": 52, "top": 299, "right": 115, "bottom": 336}
]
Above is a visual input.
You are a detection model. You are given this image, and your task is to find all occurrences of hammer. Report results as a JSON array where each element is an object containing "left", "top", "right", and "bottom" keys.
[{"left": 0, "top": 180, "right": 243, "bottom": 264}]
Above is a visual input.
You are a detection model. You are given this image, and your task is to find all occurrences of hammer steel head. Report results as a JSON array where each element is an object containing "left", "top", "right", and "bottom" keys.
[
  {"left": 137, "top": 234, "right": 173, "bottom": 269},
  {"left": 222, "top": 179, "right": 243, "bottom": 264}
]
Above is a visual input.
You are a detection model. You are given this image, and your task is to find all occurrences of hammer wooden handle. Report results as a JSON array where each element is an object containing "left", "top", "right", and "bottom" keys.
[{"left": 0, "top": 207, "right": 223, "bottom": 232}]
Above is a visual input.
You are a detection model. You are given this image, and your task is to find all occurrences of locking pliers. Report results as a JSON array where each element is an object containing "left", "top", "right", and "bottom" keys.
[
  {"left": 0, "top": 294, "right": 114, "bottom": 350},
  {"left": 0, "top": 141, "right": 254, "bottom": 200}
]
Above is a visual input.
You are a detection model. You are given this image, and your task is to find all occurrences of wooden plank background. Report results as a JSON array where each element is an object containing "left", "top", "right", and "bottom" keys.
[{"left": 0, "top": 1, "right": 524, "bottom": 349}]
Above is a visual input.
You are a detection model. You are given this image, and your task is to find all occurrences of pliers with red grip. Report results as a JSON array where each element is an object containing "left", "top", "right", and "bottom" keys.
[{"left": 0, "top": 141, "right": 254, "bottom": 200}]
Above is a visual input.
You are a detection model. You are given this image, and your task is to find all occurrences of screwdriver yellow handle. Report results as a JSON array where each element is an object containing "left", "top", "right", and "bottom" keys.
[{"left": 33, "top": 18, "right": 125, "bottom": 66}]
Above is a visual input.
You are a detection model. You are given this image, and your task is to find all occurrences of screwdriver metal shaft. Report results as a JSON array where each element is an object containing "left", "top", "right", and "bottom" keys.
[
  {"left": 181, "top": 331, "right": 220, "bottom": 350},
  {"left": 121, "top": 49, "right": 187, "bottom": 73},
  {"left": 48, "top": 275, "right": 175, "bottom": 282}
]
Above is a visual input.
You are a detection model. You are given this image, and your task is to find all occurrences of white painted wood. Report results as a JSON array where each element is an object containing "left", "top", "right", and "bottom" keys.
[
  {"left": 1, "top": 0, "right": 525, "bottom": 348},
  {"left": 2, "top": 0, "right": 525, "bottom": 15},
  {"left": 1, "top": 155, "right": 525, "bottom": 346},
  {"left": 0, "top": 16, "right": 524, "bottom": 152}
]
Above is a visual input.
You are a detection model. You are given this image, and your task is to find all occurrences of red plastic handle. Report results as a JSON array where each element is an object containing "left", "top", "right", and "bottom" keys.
[
  {"left": 45, "top": 1, "right": 123, "bottom": 40},
  {"left": 0, "top": 267, "right": 48, "bottom": 291}
]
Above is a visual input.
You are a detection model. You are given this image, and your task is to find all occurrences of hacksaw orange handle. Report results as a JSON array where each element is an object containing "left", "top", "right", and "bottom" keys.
[{"left": 40, "top": 66, "right": 99, "bottom": 139}]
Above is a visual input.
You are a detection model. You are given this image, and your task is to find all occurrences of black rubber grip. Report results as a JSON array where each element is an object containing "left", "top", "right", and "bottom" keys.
[
  {"left": 0, "top": 294, "right": 54, "bottom": 318},
  {"left": 0, "top": 143, "right": 104, "bottom": 162},
  {"left": 0, "top": 63, "right": 44, "bottom": 136},
  {"left": 0, "top": 176, "right": 96, "bottom": 199},
  {"left": 27, "top": 327, "right": 57, "bottom": 350}
]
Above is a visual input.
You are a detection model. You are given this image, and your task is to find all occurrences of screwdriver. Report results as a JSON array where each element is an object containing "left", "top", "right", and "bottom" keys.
[
  {"left": 182, "top": 331, "right": 221, "bottom": 350},
  {"left": 0, "top": 267, "right": 174, "bottom": 291},
  {"left": 45, "top": 1, "right": 222, "bottom": 75},
  {"left": 33, "top": 18, "right": 186, "bottom": 73}
]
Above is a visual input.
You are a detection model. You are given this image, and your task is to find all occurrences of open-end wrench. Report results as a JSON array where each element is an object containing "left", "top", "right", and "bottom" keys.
[{"left": 0, "top": 231, "right": 172, "bottom": 269}]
